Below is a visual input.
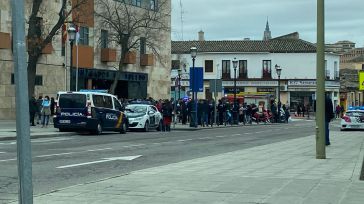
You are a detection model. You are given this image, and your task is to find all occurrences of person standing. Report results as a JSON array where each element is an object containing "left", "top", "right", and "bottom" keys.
[
  {"left": 41, "top": 96, "right": 51, "bottom": 128},
  {"left": 36, "top": 96, "right": 43, "bottom": 124},
  {"left": 335, "top": 105, "right": 341, "bottom": 119},
  {"left": 325, "top": 95, "right": 335, "bottom": 146},
  {"left": 29, "top": 95, "right": 37, "bottom": 126},
  {"left": 162, "top": 100, "right": 173, "bottom": 132}
]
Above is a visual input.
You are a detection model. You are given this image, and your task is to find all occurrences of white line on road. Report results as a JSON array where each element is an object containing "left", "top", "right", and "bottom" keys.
[
  {"left": 36, "top": 148, "right": 113, "bottom": 158},
  {"left": 0, "top": 158, "right": 16, "bottom": 162},
  {"left": 0, "top": 152, "right": 5, "bottom": 154},
  {"left": 231, "top": 134, "right": 242, "bottom": 136},
  {"left": 31, "top": 138, "right": 73, "bottom": 143},
  {"left": 56, "top": 155, "right": 142, "bottom": 169},
  {"left": 215, "top": 136, "right": 227, "bottom": 138}
]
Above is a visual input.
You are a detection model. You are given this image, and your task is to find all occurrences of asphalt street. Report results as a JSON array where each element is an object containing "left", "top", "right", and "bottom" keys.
[{"left": 0, "top": 120, "right": 338, "bottom": 203}]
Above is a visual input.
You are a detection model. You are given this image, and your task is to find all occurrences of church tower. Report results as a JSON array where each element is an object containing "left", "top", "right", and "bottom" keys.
[{"left": 263, "top": 19, "right": 272, "bottom": 41}]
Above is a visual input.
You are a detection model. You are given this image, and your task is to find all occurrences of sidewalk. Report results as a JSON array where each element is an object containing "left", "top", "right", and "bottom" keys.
[
  {"left": 0, "top": 120, "right": 73, "bottom": 141},
  {"left": 25, "top": 131, "right": 364, "bottom": 204}
]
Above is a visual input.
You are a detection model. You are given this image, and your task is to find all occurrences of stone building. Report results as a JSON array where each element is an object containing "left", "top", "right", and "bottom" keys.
[
  {"left": 325, "top": 40, "right": 356, "bottom": 54},
  {"left": 0, "top": 0, "right": 171, "bottom": 119}
]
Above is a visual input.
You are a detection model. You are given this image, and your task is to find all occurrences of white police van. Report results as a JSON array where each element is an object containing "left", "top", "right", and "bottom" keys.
[{"left": 53, "top": 90, "right": 127, "bottom": 135}]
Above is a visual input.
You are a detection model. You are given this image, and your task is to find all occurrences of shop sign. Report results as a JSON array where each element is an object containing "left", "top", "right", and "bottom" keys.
[
  {"left": 222, "top": 81, "right": 278, "bottom": 87},
  {"left": 224, "top": 88, "right": 245, "bottom": 94},
  {"left": 288, "top": 80, "right": 316, "bottom": 86},
  {"left": 257, "top": 87, "right": 275, "bottom": 92}
]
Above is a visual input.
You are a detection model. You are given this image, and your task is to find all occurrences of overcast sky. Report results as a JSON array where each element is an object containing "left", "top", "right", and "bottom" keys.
[{"left": 171, "top": 0, "right": 364, "bottom": 46}]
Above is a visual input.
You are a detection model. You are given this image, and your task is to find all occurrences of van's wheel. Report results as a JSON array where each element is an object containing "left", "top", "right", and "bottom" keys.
[
  {"left": 120, "top": 122, "right": 127, "bottom": 134},
  {"left": 94, "top": 123, "right": 102, "bottom": 135},
  {"left": 143, "top": 121, "right": 149, "bottom": 132}
]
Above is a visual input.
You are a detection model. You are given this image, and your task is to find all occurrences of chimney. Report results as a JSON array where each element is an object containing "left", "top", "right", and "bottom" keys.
[{"left": 198, "top": 30, "right": 205, "bottom": 41}]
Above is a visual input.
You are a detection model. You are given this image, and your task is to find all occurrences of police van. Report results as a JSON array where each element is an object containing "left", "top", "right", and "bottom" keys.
[{"left": 53, "top": 90, "right": 128, "bottom": 135}]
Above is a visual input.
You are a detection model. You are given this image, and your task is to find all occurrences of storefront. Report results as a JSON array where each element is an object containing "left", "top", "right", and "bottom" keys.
[
  {"left": 71, "top": 68, "right": 148, "bottom": 99},
  {"left": 288, "top": 80, "right": 340, "bottom": 112}
]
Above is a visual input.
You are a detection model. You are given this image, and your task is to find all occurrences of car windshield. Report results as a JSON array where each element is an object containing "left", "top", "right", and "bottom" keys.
[
  {"left": 346, "top": 111, "right": 364, "bottom": 117},
  {"left": 58, "top": 94, "right": 86, "bottom": 108},
  {"left": 125, "top": 105, "right": 147, "bottom": 113}
]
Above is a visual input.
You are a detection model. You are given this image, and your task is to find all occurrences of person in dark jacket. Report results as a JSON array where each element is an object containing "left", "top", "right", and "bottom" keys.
[
  {"left": 162, "top": 100, "right": 173, "bottom": 132},
  {"left": 217, "top": 100, "right": 225, "bottom": 125},
  {"left": 29, "top": 95, "right": 38, "bottom": 126},
  {"left": 325, "top": 94, "right": 335, "bottom": 146}
]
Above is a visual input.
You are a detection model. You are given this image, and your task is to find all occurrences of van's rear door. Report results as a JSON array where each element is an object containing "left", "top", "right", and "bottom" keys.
[{"left": 57, "top": 93, "right": 87, "bottom": 125}]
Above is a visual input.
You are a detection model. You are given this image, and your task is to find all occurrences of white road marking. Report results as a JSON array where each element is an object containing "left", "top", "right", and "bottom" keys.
[
  {"left": 0, "top": 158, "right": 16, "bottom": 162},
  {"left": 244, "top": 133, "right": 252, "bottom": 135},
  {"left": 216, "top": 136, "right": 227, "bottom": 138},
  {"left": 232, "top": 134, "right": 241, "bottom": 136},
  {"left": 177, "top": 139, "right": 194, "bottom": 142},
  {"left": 0, "top": 152, "right": 5, "bottom": 154},
  {"left": 36, "top": 148, "right": 113, "bottom": 158},
  {"left": 198, "top": 137, "right": 212, "bottom": 140},
  {"left": 57, "top": 155, "right": 142, "bottom": 169},
  {"left": 31, "top": 138, "right": 73, "bottom": 143}
]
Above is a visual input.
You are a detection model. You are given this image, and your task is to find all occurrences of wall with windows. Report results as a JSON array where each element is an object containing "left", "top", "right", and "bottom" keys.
[{"left": 172, "top": 52, "right": 340, "bottom": 81}]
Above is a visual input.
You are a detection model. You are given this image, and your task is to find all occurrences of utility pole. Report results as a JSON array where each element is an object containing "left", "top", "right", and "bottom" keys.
[
  {"left": 316, "top": 0, "right": 326, "bottom": 159},
  {"left": 12, "top": 0, "right": 34, "bottom": 203}
]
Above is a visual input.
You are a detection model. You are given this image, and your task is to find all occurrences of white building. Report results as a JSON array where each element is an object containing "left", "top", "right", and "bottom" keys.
[{"left": 171, "top": 32, "right": 340, "bottom": 110}]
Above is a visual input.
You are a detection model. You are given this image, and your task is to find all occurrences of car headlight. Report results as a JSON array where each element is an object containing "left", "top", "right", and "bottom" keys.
[{"left": 134, "top": 117, "right": 144, "bottom": 121}]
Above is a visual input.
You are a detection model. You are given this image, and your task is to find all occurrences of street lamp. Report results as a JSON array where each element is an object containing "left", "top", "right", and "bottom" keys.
[
  {"left": 67, "top": 25, "right": 76, "bottom": 91},
  {"left": 190, "top": 47, "right": 197, "bottom": 127},
  {"left": 232, "top": 58, "right": 238, "bottom": 125},
  {"left": 178, "top": 68, "right": 182, "bottom": 100},
  {"left": 275, "top": 64, "right": 282, "bottom": 123}
]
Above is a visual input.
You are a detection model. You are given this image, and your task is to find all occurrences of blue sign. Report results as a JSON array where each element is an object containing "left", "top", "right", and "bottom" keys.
[{"left": 189, "top": 67, "right": 204, "bottom": 92}]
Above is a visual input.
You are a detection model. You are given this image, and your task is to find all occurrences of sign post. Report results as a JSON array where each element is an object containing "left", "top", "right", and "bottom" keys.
[{"left": 359, "top": 71, "right": 364, "bottom": 105}]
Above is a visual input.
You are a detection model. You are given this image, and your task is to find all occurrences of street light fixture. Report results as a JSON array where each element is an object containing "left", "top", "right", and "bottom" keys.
[
  {"left": 178, "top": 68, "right": 182, "bottom": 100},
  {"left": 67, "top": 25, "right": 76, "bottom": 91},
  {"left": 190, "top": 47, "right": 197, "bottom": 127},
  {"left": 232, "top": 58, "right": 238, "bottom": 125},
  {"left": 275, "top": 64, "right": 282, "bottom": 122}
]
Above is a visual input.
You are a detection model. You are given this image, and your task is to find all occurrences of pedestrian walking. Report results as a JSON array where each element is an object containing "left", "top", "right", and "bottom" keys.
[
  {"left": 217, "top": 100, "right": 225, "bottom": 126},
  {"left": 335, "top": 105, "right": 341, "bottom": 119},
  {"left": 325, "top": 94, "right": 335, "bottom": 146},
  {"left": 41, "top": 96, "right": 51, "bottom": 128},
  {"left": 29, "top": 95, "right": 37, "bottom": 126}
]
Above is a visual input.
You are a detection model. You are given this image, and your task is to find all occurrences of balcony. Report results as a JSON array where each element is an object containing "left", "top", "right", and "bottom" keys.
[
  {"left": 325, "top": 70, "right": 331, "bottom": 80},
  {"left": 72, "top": 45, "right": 94, "bottom": 68},
  {"left": 262, "top": 70, "right": 272, "bottom": 79},
  {"left": 101, "top": 48, "right": 117, "bottom": 62},
  {"left": 140, "top": 54, "right": 154, "bottom": 66},
  {"left": 124, "top": 51, "right": 136, "bottom": 64},
  {"left": 238, "top": 72, "right": 248, "bottom": 79},
  {"left": 0, "top": 32, "right": 11, "bottom": 49}
]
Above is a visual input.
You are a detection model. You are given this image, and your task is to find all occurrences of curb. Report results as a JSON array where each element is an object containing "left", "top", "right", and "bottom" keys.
[{"left": 0, "top": 132, "right": 76, "bottom": 141}]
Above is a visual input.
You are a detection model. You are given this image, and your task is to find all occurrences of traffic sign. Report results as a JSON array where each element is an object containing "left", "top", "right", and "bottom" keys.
[{"left": 189, "top": 67, "right": 204, "bottom": 92}]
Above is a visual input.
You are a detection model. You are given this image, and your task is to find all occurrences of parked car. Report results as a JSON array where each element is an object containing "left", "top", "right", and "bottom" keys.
[
  {"left": 125, "top": 104, "right": 162, "bottom": 132},
  {"left": 53, "top": 90, "right": 128, "bottom": 135},
  {"left": 340, "top": 106, "right": 364, "bottom": 131}
]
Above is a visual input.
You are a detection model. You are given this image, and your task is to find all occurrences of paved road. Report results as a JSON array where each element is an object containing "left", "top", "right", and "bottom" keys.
[{"left": 0, "top": 120, "right": 338, "bottom": 202}]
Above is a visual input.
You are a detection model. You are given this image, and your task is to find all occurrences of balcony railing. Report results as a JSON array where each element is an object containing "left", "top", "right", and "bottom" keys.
[
  {"left": 325, "top": 70, "right": 331, "bottom": 80},
  {"left": 222, "top": 73, "right": 231, "bottom": 80},
  {"left": 262, "top": 69, "right": 272, "bottom": 79}
]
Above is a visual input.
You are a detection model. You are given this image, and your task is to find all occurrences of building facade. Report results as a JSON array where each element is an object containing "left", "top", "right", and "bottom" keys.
[
  {"left": 325, "top": 40, "right": 356, "bottom": 54},
  {"left": 0, "top": 0, "right": 171, "bottom": 119},
  {"left": 171, "top": 32, "right": 340, "bottom": 111}
]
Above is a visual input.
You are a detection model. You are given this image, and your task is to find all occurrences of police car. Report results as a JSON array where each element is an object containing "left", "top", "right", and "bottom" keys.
[
  {"left": 53, "top": 90, "right": 128, "bottom": 135},
  {"left": 125, "top": 103, "right": 162, "bottom": 132},
  {"left": 340, "top": 106, "right": 364, "bottom": 131}
]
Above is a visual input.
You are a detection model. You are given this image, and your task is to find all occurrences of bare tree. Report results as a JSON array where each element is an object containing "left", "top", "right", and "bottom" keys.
[
  {"left": 26, "top": 0, "right": 87, "bottom": 97},
  {"left": 95, "top": 0, "right": 171, "bottom": 94}
]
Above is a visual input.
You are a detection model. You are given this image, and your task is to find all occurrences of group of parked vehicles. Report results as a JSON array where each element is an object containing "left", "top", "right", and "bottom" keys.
[{"left": 53, "top": 90, "right": 163, "bottom": 135}]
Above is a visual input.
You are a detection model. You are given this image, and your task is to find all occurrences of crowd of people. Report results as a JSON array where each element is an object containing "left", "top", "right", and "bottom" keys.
[
  {"left": 29, "top": 95, "right": 55, "bottom": 128},
  {"left": 123, "top": 97, "right": 292, "bottom": 130}
]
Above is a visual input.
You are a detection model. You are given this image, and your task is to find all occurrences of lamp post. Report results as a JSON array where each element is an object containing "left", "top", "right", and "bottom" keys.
[
  {"left": 67, "top": 25, "right": 76, "bottom": 91},
  {"left": 232, "top": 58, "right": 238, "bottom": 125},
  {"left": 275, "top": 64, "right": 282, "bottom": 123},
  {"left": 190, "top": 47, "right": 197, "bottom": 127},
  {"left": 178, "top": 68, "right": 182, "bottom": 100}
]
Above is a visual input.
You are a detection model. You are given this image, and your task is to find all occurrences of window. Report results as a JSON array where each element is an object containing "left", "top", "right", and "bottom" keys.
[
  {"left": 262, "top": 60, "right": 271, "bottom": 78},
  {"left": 334, "top": 61, "right": 339, "bottom": 79},
  {"left": 222, "top": 60, "right": 230, "bottom": 79},
  {"left": 113, "top": 98, "right": 122, "bottom": 110},
  {"left": 171, "top": 60, "right": 180, "bottom": 70},
  {"left": 239, "top": 60, "right": 247, "bottom": 79},
  {"left": 205, "top": 60, "right": 213, "bottom": 72},
  {"left": 131, "top": 0, "right": 141, "bottom": 7},
  {"left": 11, "top": 74, "right": 42, "bottom": 86},
  {"left": 104, "top": 96, "right": 113, "bottom": 109},
  {"left": 140, "top": 37, "right": 146, "bottom": 54},
  {"left": 101, "top": 30, "right": 108, "bottom": 48},
  {"left": 79, "top": 26, "right": 89, "bottom": 46},
  {"left": 150, "top": 0, "right": 158, "bottom": 10},
  {"left": 58, "top": 94, "right": 86, "bottom": 109}
]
